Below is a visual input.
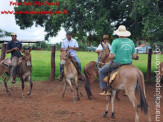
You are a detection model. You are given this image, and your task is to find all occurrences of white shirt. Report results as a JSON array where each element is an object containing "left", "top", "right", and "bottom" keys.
[
  {"left": 61, "top": 38, "right": 78, "bottom": 56},
  {"left": 96, "top": 42, "right": 111, "bottom": 51}
]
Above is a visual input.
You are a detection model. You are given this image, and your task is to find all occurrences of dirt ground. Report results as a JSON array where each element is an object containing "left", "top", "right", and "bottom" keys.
[{"left": 0, "top": 80, "right": 162, "bottom": 122}]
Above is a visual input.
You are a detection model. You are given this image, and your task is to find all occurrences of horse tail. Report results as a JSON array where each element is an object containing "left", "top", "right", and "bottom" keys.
[{"left": 136, "top": 69, "right": 148, "bottom": 114}]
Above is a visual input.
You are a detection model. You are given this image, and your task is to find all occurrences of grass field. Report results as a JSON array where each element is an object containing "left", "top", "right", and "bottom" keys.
[{"left": 1, "top": 50, "right": 163, "bottom": 81}]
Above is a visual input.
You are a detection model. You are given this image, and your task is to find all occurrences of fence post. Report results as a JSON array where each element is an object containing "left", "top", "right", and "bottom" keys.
[
  {"left": 147, "top": 49, "right": 152, "bottom": 82},
  {"left": 0, "top": 44, "right": 6, "bottom": 61},
  {"left": 50, "top": 45, "right": 56, "bottom": 81}
]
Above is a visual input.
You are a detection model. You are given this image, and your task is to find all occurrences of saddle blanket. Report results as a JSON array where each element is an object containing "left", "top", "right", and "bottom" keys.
[
  {"left": 104, "top": 66, "right": 126, "bottom": 84},
  {"left": 2, "top": 58, "right": 12, "bottom": 67}
]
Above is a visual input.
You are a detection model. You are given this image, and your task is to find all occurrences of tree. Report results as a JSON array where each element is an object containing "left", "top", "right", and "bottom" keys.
[
  {"left": 130, "top": 0, "right": 163, "bottom": 44},
  {"left": 0, "top": 29, "right": 11, "bottom": 37},
  {"left": 14, "top": 0, "right": 163, "bottom": 44}
]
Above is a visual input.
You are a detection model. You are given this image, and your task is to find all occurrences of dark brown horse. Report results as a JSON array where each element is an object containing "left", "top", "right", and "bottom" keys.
[
  {"left": 0, "top": 47, "right": 33, "bottom": 98},
  {"left": 84, "top": 43, "right": 111, "bottom": 99}
]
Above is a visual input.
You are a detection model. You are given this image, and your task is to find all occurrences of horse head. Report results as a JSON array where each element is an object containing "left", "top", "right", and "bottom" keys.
[
  {"left": 60, "top": 50, "right": 69, "bottom": 65},
  {"left": 99, "top": 42, "right": 110, "bottom": 63},
  {"left": 20, "top": 47, "right": 32, "bottom": 67}
]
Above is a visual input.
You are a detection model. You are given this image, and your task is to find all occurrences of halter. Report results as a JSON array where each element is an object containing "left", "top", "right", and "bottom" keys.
[{"left": 96, "top": 47, "right": 110, "bottom": 69}]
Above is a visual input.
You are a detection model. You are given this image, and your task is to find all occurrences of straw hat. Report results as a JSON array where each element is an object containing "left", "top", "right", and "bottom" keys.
[
  {"left": 11, "top": 32, "right": 17, "bottom": 36},
  {"left": 114, "top": 25, "right": 131, "bottom": 37}
]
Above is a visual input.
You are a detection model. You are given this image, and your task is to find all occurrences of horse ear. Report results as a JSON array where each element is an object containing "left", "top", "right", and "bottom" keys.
[
  {"left": 101, "top": 42, "right": 105, "bottom": 49},
  {"left": 29, "top": 48, "right": 32, "bottom": 52},
  {"left": 21, "top": 49, "right": 25, "bottom": 53}
]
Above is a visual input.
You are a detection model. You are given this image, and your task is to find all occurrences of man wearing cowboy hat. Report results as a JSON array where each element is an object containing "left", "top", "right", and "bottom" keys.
[
  {"left": 99, "top": 25, "right": 138, "bottom": 95},
  {"left": 95, "top": 35, "right": 111, "bottom": 69},
  {"left": 6, "top": 32, "right": 22, "bottom": 83},
  {"left": 96, "top": 35, "right": 111, "bottom": 55}
]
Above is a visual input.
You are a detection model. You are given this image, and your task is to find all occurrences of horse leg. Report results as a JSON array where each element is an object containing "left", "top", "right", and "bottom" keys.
[
  {"left": 75, "top": 77, "right": 80, "bottom": 101},
  {"left": 66, "top": 78, "right": 75, "bottom": 103},
  {"left": 111, "top": 90, "right": 116, "bottom": 119},
  {"left": 115, "top": 90, "right": 120, "bottom": 101},
  {"left": 21, "top": 79, "right": 25, "bottom": 98},
  {"left": 62, "top": 80, "right": 67, "bottom": 98},
  {"left": 85, "top": 76, "right": 92, "bottom": 99},
  {"left": 102, "top": 95, "right": 110, "bottom": 118},
  {"left": 27, "top": 75, "right": 33, "bottom": 96},
  {"left": 3, "top": 72, "right": 10, "bottom": 95},
  {"left": 127, "top": 89, "right": 139, "bottom": 122}
]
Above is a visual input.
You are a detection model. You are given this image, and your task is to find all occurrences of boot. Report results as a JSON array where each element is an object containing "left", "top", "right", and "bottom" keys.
[{"left": 99, "top": 89, "right": 111, "bottom": 96}]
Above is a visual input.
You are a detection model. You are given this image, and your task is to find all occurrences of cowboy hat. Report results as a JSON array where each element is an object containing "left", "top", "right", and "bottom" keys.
[
  {"left": 11, "top": 32, "right": 17, "bottom": 36},
  {"left": 103, "top": 35, "right": 109, "bottom": 39},
  {"left": 114, "top": 25, "right": 131, "bottom": 37}
]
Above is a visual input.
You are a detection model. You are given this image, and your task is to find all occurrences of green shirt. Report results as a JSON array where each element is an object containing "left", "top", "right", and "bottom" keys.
[{"left": 110, "top": 38, "right": 136, "bottom": 64}]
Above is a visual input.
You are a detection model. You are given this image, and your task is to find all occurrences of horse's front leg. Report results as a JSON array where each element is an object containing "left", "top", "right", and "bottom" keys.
[
  {"left": 66, "top": 78, "right": 75, "bottom": 103},
  {"left": 27, "top": 75, "right": 33, "bottom": 96},
  {"left": 21, "top": 78, "right": 25, "bottom": 98},
  {"left": 102, "top": 95, "right": 110, "bottom": 118},
  {"left": 75, "top": 76, "right": 80, "bottom": 101},
  {"left": 4, "top": 72, "right": 11, "bottom": 95},
  {"left": 62, "top": 79, "right": 67, "bottom": 98},
  {"left": 111, "top": 90, "right": 116, "bottom": 119}
]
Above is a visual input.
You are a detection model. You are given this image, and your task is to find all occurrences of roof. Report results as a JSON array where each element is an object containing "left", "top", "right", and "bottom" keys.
[
  {"left": 0, "top": 40, "right": 42, "bottom": 44},
  {"left": 137, "top": 44, "right": 151, "bottom": 48}
]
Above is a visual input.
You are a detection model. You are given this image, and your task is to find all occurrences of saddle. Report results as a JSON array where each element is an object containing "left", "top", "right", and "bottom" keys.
[
  {"left": 68, "top": 55, "right": 80, "bottom": 75},
  {"left": 104, "top": 66, "right": 126, "bottom": 84},
  {"left": 2, "top": 58, "right": 12, "bottom": 67},
  {"left": 2, "top": 57, "right": 23, "bottom": 68}
]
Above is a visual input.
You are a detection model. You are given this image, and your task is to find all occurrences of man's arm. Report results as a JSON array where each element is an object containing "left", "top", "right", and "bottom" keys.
[
  {"left": 67, "top": 46, "right": 79, "bottom": 50},
  {"left": 109, "top": 53, "right": 114, "bottom": 59},
  {"left": 132, "top": 53, "right": 139, "bottom": 60},
  {"left": 6, "top": 47, "right": 19, "bottom": 54}
]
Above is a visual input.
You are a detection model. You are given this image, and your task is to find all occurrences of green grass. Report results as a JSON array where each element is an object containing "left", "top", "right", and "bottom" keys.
[{"left": 0, "top": 50, "right": 163, "bottom": 81}]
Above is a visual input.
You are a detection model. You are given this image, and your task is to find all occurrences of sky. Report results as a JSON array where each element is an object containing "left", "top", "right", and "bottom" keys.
[{"left": 0, "top": 0, "right": 66, "bottom": 44}]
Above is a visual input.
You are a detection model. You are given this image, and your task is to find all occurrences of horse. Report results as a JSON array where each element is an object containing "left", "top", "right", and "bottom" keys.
[
  {"left": 84, "top": 43, "right": 112, "bottom": 99},
  {"left": 102, "top": 65, "right": 151, "bottom": 122},
  {"left": 0, "top": 47, "right": 33, "bottom": 98},
  {"left": 158, "top": 62, "right": 163, "bottom": 83},
  {"left": 60, "top": 50, "right": 82, "bottom": 103}
]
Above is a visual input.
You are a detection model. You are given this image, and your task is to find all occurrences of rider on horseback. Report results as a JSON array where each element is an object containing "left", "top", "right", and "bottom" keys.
[
  {"left": 58, "top": 32, "right": 82, "bottom": 81},
  {"left": 99, "top": 25, "right": 138, "bottom": 95},
  {"left": 6, "top": 33, "right": 22, "bottom": 84},
  {"left": 96, "top": 35, "right": 111, "bottom": 69}
]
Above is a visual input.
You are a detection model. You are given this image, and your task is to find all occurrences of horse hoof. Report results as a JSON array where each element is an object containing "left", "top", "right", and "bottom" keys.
[
  {"left": 111, "top": 112, "right": 115, "bottom": 119},
  {"left": 80, "top": 92, "right": 83, "bottom": 97},
  {"left": 7, "top": 92, "right": 11, "bottom": 95},
  {"left": 88, "top": 97, "right": 92, "bottom": 100},
  {"left": 27, "top": 92, "right": 31, "bottom": 96},
  {"left": 116, "top": 97, "right": 120, "bottom": 101},
  {"left": 77, "top": 97, "right": 80, "bottom": 101},
  {"left": 102, "top": 111, "right": 108, "bottom": 118},
  {"left": 73, "top": 100, "right": 76, "bottom": 104}
]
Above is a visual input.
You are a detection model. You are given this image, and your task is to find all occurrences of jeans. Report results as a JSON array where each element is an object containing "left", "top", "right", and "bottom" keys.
[
  {"left": 98, "top": 61, "right": 122, "bottom": 89},
  {"left": 11, "top": 56, "right": 18, "bottom": 77},
  {"left": 60, "top": 55, "right": 81, "bottom": 74}
]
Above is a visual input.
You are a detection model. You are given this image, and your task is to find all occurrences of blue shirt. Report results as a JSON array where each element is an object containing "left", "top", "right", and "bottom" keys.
[
  {"left": 61, "top": 38, "right": 79, "bottom": 56},
  {"left": 6, "top": 40, "right": 22, "bottom": 58}
]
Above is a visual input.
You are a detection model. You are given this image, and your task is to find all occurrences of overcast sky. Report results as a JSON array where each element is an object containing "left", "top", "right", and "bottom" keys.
[{"left": 0, "top": 0, "right": 66, "bottom": 44}]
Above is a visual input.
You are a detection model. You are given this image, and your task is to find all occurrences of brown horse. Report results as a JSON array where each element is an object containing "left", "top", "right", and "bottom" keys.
[
  {"left": 60, "top": 50, "right": 82, "bottom": 103},
  {"left": 102, "top": 65, "right": 151, "bottom": 122},
  {"left": 0, "top": 47, "right": 33, "bottom": 98},
  {"left": 84, "top": 43, "right": 111, "bottom": 99},
  {"left": 158, "top": 62, "right": 163, "bottom": 83}
]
